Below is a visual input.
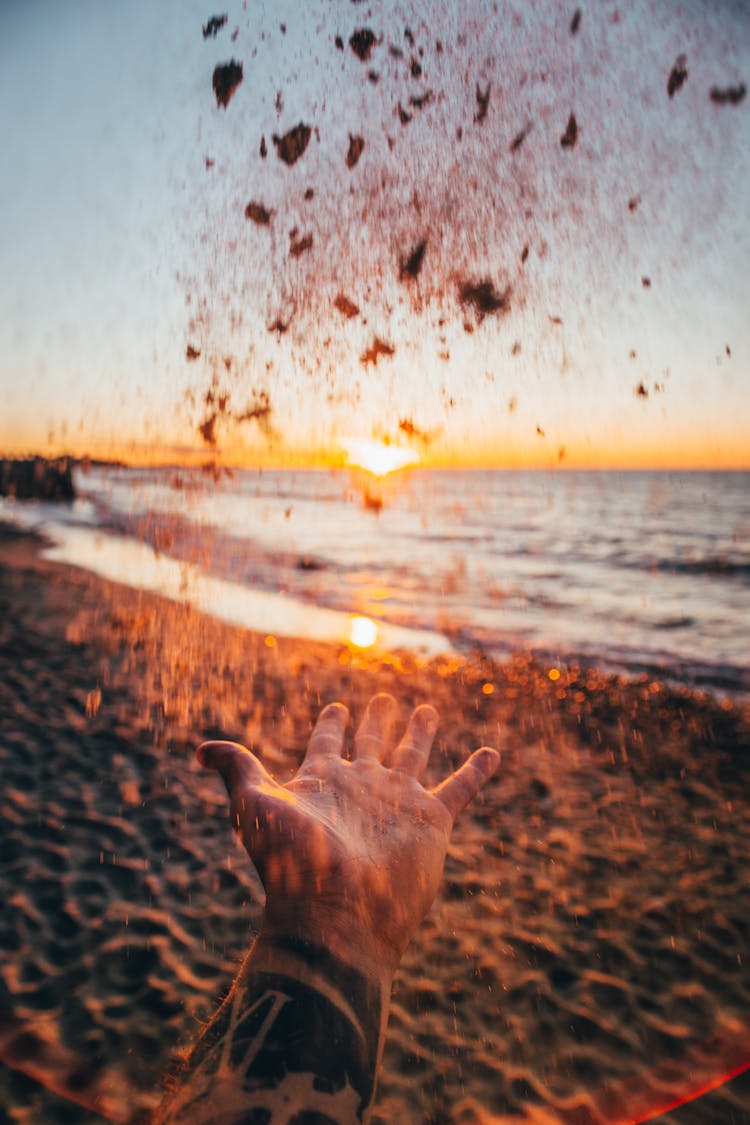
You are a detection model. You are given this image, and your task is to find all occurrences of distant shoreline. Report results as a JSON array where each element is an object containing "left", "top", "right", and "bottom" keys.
[{"left": 3, "top": 449, "right": 750, "bottom": 474}]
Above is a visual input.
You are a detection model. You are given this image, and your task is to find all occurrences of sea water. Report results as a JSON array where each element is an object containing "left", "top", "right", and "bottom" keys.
[{"left": 3, "top": 466, "right": 748, "bottom": 694}]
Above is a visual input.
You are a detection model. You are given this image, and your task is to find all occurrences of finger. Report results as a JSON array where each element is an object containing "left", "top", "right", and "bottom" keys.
[
  {"left": 386, "top": 704, "right": 439, "bottom": 778},
  {"left": 302, "top": 701, "right": 350, "bottom": 765},
  {"left": 197, "top": 740, "right": 270, "bottom": 800},
  {"left": 353, "top": 693, "right": 398, "bottom": 762},
  {"left": 432, "top": 747, "right": 500, "bottom": 820}
]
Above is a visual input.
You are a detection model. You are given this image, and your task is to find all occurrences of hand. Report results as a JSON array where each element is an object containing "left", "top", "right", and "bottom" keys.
[{"left": 198, "top": 693, "right": 499, "bottom": 978}]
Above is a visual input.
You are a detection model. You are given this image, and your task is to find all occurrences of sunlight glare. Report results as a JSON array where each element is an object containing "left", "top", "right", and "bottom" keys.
[
  {"left": 342, "top": 439, "right": 419, "bottom": 476},
  {"left": 349, "top": 615, "right": 378, "bottom": 648}
]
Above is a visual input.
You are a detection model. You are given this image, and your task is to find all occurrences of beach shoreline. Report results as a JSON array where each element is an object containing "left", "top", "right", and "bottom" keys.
[
  {"left": 1, "top": 522, "right": 748, "bottom": 1123},
  {"left": 6, "top": 464, "right": 748, "bottom": 701}
]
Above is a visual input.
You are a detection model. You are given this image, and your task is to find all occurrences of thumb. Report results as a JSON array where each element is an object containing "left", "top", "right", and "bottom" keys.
[{"left": 196, "top": 740, "right": 270, "bottom": 799}]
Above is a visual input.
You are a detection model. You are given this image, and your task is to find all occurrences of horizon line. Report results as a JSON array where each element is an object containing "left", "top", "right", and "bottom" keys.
[{"left": 3, "top": 447, "right": 749, "bottom": 474}]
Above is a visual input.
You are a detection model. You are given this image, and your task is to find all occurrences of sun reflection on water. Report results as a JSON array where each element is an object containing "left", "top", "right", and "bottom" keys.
[{"left": 348, "top": 615, "right": 378, "bottom": 649}]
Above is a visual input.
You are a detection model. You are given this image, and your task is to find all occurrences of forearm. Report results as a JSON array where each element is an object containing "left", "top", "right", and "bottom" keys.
[{"left": 154, "top": 930, "right": 392, "bottom": 1125}]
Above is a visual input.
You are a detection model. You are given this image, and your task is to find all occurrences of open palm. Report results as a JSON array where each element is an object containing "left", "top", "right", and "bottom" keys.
[{"left": 198, "top": 693, "right": 499, "bottom": 972}]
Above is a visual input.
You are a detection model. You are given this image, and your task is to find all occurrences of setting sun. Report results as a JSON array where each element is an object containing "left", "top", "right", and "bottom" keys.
[{"left": 341, "top": 439, "right": 419, "bottom": 477}]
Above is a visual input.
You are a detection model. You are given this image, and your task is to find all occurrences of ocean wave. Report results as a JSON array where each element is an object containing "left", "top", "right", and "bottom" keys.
[
  {"left": 654, "top": 557, "right": 750, "bottom": 580},
  {"left": 63, "top": 466, "right": 750, "bottom": 695}
]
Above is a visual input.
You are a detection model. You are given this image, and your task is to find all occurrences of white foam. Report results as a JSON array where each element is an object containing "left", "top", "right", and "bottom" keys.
[{"left": 38, "top": 523, "right": 453, "bottom": 658}]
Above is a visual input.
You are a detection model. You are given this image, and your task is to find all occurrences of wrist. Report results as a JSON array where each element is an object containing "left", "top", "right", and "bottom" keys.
[
  {"left": 251, "top": 922, "right": 396, "bottom": 994},
  {"left": 258, "top": 898, "right": 402, "bottom": 984}
]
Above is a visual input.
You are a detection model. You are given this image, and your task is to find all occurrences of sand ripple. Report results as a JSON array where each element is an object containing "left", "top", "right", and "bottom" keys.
[{"left": 1, "top": 530, "right": 748, "bottom": 1122}]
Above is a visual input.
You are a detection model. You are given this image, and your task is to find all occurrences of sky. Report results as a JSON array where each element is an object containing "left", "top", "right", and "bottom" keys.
[{"left": 1, "top": 0, "right": 749, "bottom": 468}]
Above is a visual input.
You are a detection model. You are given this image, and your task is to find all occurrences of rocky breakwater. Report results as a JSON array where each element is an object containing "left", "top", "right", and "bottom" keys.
[{"left": 0, "top": 457, "right": 76, "bottom": 502}]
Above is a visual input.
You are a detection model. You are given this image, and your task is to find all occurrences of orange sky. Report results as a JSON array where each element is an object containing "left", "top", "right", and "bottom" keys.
[
  {"left": 1, "top": 2, "right": 748, "bottom": 473},
  {"left": 6, "top": 419, "right": 747, "bottom": 472}
]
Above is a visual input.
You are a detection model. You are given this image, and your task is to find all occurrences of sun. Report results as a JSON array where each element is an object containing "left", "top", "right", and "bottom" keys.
[{"left": 341, "top": 438, "right": 419, "bottom": 476}]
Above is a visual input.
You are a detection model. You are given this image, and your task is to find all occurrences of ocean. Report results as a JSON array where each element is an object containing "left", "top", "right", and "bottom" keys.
[{"left": 3, "top": 465, "right": 748, "bottom": 695}]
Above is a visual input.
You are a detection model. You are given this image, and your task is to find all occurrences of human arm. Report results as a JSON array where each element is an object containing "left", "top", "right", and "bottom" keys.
[{"left": 154, "top": 693, "right": 499, "bottom": 1124}]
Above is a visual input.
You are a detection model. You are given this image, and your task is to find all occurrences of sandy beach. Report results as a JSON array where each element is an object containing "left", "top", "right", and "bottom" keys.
[{"left": 1, "top": 522, "right": 748, "bottom": 1124}]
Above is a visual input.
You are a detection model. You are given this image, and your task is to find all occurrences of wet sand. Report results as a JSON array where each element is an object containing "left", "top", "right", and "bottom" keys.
[{"left": 0, "top": 523, "right": 748, "bottom": 1124}]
